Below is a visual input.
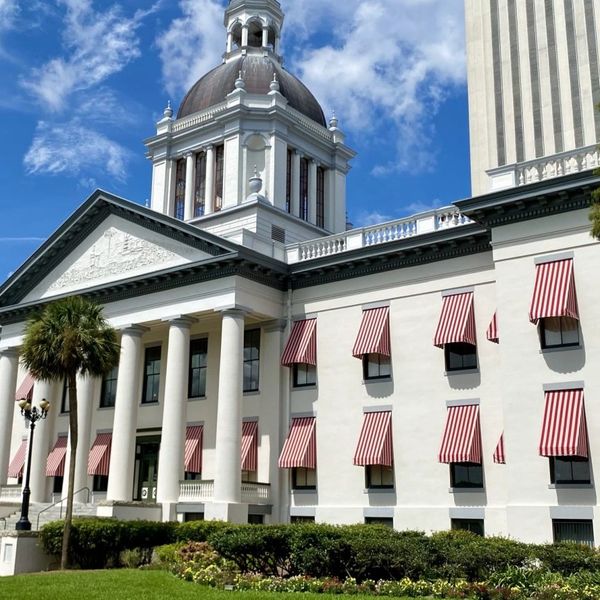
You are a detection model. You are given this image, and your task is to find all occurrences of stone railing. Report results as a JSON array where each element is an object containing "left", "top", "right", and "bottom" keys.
[
  {"left": 487, "top": 145, "right": 600, "bottom": 190},
  {"left": 286, "top": 207, "right": 470, "bottom": 264},
  {"left": 179, "top": 480, "right": 271, "bottom": 505},
  {"left": 286, "top": 106, "right": 334, "bottom": 143},
  {"left": 0, "top": 485, "right": 21, "bottom": 503},
  {"left": 172, "top": 102, "right": 229, "bottom": 133}
]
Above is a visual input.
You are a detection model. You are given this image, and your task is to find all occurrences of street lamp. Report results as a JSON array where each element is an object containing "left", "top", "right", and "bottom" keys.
[{"left": 15, "top": 397, "right": 50, "bottom": 531}]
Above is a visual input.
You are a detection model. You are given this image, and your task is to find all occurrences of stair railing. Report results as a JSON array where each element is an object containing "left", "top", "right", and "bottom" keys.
[{"left": 36, "top": 487, "right": 91, "bottom": 530}]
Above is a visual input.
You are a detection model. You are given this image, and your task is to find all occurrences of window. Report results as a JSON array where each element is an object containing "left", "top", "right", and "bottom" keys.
[
  {"left": 553, "top": 519, "right": 594, "bottom": 546},
  {"left": 291, "top": 515, "right": 315, "bottom": 524},
  {"left": 293, "top": 363, "right": 316, "bottom": 387},
  {"left": 188, "top": 338, "right": 208, "bottom": 398},
  {"left": 541, "top": 317, "right": 580, "bottom": 349},
  {"left": 53, "top": 476, "right": 63, "bottom": 494},
  {"left": 243, "top": 329, "right": 260, "bottom": 392},
  {"left": 550, "top": 457, "right": 590, "bottom": 484},
  {"left": 194, "top": 151, "right": 207, "bottom": 217},
  {"left": 184, "top": 512, "right": 204, "bottom": 522},
  {"left": 286, "top": 149, "right": 293, "bottom": 213},
  {"left": 365, "top": 465, "right": 394, "bottom": 489},
  {"left": 363, "top": 354, "right": 391, "bottom": 380},
  {"left": 241, "top": 470, "right": 258, "bottom": 483},
  {"left": 450, "top": 462, "right": 483, "bottom": 488},
  {"left": 292, "top": 467, "right": 316, "bottom": 490},
  {"left": 184, "top": 471, "right": 202, "bottom": 481},
  {"left": 174, "top": 158, "right": 186, "bottom": 220},
  {"left": 93, "top": 475, "right": 108, "bottom": 492},
  {"left": 299, "top": 157, "right": 309, "bottom": 221},
  {"left": 100, "top": 366, "right": 118, "bottom": 408},
  {"left": 61, "top": 381, "right": 70, "bottom": 413},
  {"left": 141, "top": 346, "right": 161, "bottom": 404},
  {"left": 214, "top": 144, "right": 224, "bottom": 211},
  {"left": 451, "top": 518, "right": 484, "bottom": 536},
  {"left": 364, "top": 517, "right": 393, "bottom": 527},
  {"left": 248, "top": 514, "right": 264, "bottom": 525},
  {"left": 316, "top": 166, "right": 325, "bottom": 228},
  {"left": 445, "top": 343, "right": 477, "bottom": 371}
]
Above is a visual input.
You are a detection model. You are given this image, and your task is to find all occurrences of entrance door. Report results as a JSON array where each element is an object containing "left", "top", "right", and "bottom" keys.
[{"left": 134, "top": 437, "right": 160, "bottom": 502}]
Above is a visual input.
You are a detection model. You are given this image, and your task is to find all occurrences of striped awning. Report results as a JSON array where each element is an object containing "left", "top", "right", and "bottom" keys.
[
  {"left": 241, "top": 421, "right": 258, "bottom": 472},
  {"left": 278, "top": 417, "right": 316, "bottom": 468},
  {"left": 486, "top": 312, "right": 499, "bottom": 344},
  {"left": 281, "top": 319, "right": 317, "bottom": 366},
  {"left": 46, "top": 436, "right": 68, "bottom": 477},
  {"left": 352, "top": 307, "right": 391, "bottom": 358},
  {"left": 539, "top": 389, "right": 588, "bottom": 457},
  {"left": 7, "top": 439, "right": 27, "bottom": 479},
  {"left": 87, "top": 433, "right": 112, "bottom": 476},
  {"left": 433, "top": 292, "right": 477, "bottom": 348},
  {"left": 438, "top": 404, "right": 482, "bottom": 464},
  {"left": 184, "top": 425, "right": 203, "bottom": 473},
  {"left": 493, "top": 432, "right": 505, "bottom": 464},
  {"left": 353, "top": 411, "right": 393, "bottom": 467},
  {"left": 529, "top": 259, "right": 579, "bottom": 324},
  {"left": 15, "top": 373, "right": 34, "bottom": 401}
]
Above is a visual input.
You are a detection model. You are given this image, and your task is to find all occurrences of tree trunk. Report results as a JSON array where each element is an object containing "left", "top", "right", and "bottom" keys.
[{"left": 61, "top": 373, "right": 78, "bottom": 570}]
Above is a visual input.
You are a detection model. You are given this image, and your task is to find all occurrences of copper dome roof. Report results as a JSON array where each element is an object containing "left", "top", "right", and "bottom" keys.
[{"left": 177, "top": 55, "right": 326, "bottom": 127}]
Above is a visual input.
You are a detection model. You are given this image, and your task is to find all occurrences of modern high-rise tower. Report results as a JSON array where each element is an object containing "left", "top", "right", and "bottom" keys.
[{"left": 466, "top": 0, "right": 600, "bottom": 195}]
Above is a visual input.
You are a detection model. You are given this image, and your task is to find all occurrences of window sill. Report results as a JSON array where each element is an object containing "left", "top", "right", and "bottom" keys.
[
  {"left": 292, "top": 384, "right": 317, "bottom": 391},
  {"left": 243, "top": 390, "right": 260, "bottom": 397},
  {"left": 187, "top": 396, "right": 206, "bottom": 402},
  {"left": 363, "top": 377, "right": 392, "bottom": 384},
  {"left": 540, "top": 345, "right": 582, "bottom": 354},
  {"left": 444, "top": 369, "right": 480, "bottom": 377},
  {"left": 97, "top": 406, "right": 115, "bottom": 411},
  {"left": 449, "top": 487, "right": 485, "bottom": 493},
  {"left": 363, "top": 488, "right": 395, "bottom": 494},
  {"left": 548, "top": 483, "right": 594, "bottom": 489},
  {"left": 291, "top": 489, "right": 317, "bottom": 494},
  {"left": 140, "top": 402, "right": 159, "bottom": 407}
]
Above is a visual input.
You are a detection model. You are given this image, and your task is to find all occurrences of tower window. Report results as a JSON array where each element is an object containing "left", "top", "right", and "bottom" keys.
[
  {"left": 286, "top": 149, "right": 293, "bottom": 213},
  {"left": 214, "top": 145, "right": 224, "bottom": 212},
  {"left": 316, "top": 166, "right": 325, "bottom": 228},
  {"left": 299, "top": 157, "right": 309, "bottom": 221},
  {"left": 243, "top": 329, "right": 260, "bottom": 393},
  {"left": 174, "top": 159, "right": 186, "bottom": 220},
  {"left": 194, "top": 152, "right": 207, "bottom": 218},
  {"left": 247, "top": 21, "right": 262, "bottom": 47}
]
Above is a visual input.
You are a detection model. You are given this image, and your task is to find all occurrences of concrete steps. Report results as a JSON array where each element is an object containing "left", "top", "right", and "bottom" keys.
[{"left": 1, "top": 502, "right": 97, "bottom": 531}]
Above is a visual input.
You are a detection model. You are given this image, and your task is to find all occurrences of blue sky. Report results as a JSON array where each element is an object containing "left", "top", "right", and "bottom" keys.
[{"left": 0, "top": 0, "right": 470, "bottom": 282}]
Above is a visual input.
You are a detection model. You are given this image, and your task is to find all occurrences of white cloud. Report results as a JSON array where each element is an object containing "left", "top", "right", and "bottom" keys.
[
  {"left": 0, "top": 0, "right": 18, "bottom": 29},
  {"left": 353, "top": 210, "right": 393, "bottom": 227},
  {"left": 21, "top": 0, "right": 157, "bottom": 111},
  {"left": 157, "top": 0, "right": 224, "bottom": 99},
  {"left": 24, "top": 120, "right": 132, "bottom": 181}
]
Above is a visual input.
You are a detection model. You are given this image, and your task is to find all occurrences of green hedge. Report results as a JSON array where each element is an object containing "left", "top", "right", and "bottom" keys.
[{"left": 40, "top": 518, "right": 600, "bottom": 579}]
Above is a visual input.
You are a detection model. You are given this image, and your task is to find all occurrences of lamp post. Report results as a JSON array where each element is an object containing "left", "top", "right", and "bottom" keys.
[{"left": 15, "top": 397, "right": 50, "bottom": 531}]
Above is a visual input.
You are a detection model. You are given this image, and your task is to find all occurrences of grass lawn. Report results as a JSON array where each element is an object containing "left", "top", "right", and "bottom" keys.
[{"left": 0, "top": 569, "right": 420, "bottom": 600}]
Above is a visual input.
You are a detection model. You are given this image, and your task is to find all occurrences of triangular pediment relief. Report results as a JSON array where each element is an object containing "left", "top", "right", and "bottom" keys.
[{"left": 24, "top": 214, "right": 212, "bottom": 302}]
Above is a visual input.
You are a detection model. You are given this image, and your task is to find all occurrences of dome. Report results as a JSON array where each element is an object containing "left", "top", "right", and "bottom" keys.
[{"left": 177, "top": 55, "right": 326, "bottom": 127}]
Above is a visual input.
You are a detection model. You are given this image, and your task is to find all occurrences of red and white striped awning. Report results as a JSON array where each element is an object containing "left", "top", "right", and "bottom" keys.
[
  {"left": 529, "top": 259, "right": 579, "bottom": 324},
  {"left": 7, "top": 439, "right": 27, "bottom": 479},
  {"left": 486, "top": 312, "right": 499, "bottom": 344},
  {"left": 87, "top": 433, "right": 112, "bottom": 476},
  {"left": 353, "top": 411, "right": 393, "bottom": 467},
  {"left": 278, "top": 417, "right": 316, "bottom": 468},
  {"left": 539, "top": 389, "right": 588, "bottom": 457},
  {"left": 281, "top": 319, "right": 317, "bottom": 366},
  {"left": 352, "top": 307, "right": 391, "bottom": 358},
  {"left": 493, "top": 432, "right": 505, "bottom": 464},
  {"left": 15, "top": 373, "right": 34, "bottom": 401},
  {"left": 184, "top": 425, "right": 203, "bottom": 474},
  {"left": 46, "top": 436, "right": 68, "bottom": 477},
  {"left": 438, "top": 404, "right": 482, "bottom": 464},
  {"left": 433, "top": 292, "right": 477, "bottom": 348},
  {"left": 241, "top": 421, "right": 258, "bottom": 472}
]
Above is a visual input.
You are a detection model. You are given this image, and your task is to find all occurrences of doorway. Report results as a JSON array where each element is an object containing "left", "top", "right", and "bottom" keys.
[{"left": 133, "top": 436, "right": 160, "bottom": 502}]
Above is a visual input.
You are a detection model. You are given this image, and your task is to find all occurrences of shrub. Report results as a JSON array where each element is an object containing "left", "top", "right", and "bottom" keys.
[
  {"left": 174, "top": 519, "right": 230, "bottom": 543},
  {"left": 534, "top": 542, "right": 600, "bottom": 575}
]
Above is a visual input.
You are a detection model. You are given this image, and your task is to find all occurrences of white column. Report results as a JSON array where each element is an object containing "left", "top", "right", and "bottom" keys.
[
  {"left": 106, "top": 326, "right": 145, "bottom": 502},
  {"left": 308, "top": 159, "right": 317, "bottom": 225},
  {"left": 29, "top": 380, "right": 58, "bottom": 503},
  {"left": 241, "top": 25, "right": 249, "bottom": 47},
  {"left": 274, "top": 35, "right": 281, "bottom": 54},
  {"left": 61, "top": 375, "right": 97, "bottom": 502},
  {"left": 227, "top": 31, "right": 233, "bottom": 53},
  {"left": 291, "top": 151, "right": 301, "bottom": 218},
  {"left": 213, "top": 310, "right": 245, "bottom": 504},
  {"left": 183, "top": 152, "right": 195, "bottom": 221},
  {"left": 262, "top": 27, "right": 269, "bottom": 47},
  {"left": 205, "top": 145, "right": 215, "bottom": 215},
  {"left": 156, "top": 317, "right": 193, "bottom": 518},
  {"left": 0, "top": 350, "right": 19, "bottom": 485}
]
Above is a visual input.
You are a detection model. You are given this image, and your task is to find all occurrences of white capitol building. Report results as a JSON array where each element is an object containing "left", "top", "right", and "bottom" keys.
[{"left": 0, "top": 0, "right": 599, "bottom": 546}]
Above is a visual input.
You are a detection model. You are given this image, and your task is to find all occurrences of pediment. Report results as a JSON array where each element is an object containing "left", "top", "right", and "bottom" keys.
[{"left": 23, "top": 214, "right": 213, "bottom": 302}]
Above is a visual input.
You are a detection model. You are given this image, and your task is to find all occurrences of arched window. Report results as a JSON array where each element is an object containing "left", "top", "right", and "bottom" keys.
[
  {"left": 174, "top": 159, "right": 186, "bottom": 220},
  {"left": 247, "top": 20, "right": 262, "bottom": 47},
  {"left": 231, "top": 23, "right": 242, "bottom": 49}
]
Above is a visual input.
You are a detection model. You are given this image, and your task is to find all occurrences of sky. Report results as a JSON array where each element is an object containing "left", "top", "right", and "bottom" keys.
[{"left": 0, "top": 0, "right": 471, "bottom": 282}]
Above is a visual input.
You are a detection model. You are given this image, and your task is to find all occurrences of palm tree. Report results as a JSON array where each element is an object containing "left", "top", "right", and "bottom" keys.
[{"left": 20, "top": 296, "right": 119, "bottom": 569}]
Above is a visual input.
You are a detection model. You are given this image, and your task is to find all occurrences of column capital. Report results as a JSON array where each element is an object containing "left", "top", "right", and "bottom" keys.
[
  {"left": 206, "top": 144, "right": 215, "bottom": 152},
  {"left": 184, "top": 151, "right": 194, "bottom": 160},
  {"left": 119, "top": 324, "right": 149, "bottom": 337},
  {"left": 262, "top": 318, "right": 286, "bottom": 333},
  {"left": 217, "top": 307, "right": 248, "bottom": 319},
  {"left": 0, "top": 347, "right": 19, "bottom": 358},
  {"left": 161, "top": 315, "right": 196, "bottom": 328}
]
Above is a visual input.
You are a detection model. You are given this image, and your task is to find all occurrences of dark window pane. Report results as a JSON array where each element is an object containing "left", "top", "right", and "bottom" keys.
[
  {"left": 299, "top": 157, "right": 309, "bottom": 221},
  {"left": 292, "top": 467, "right": 316, "bottom": 489},
  {"left": 365, "top": 517, "right": 393, "bottom": 527},
  {"left": 541, "top": 317, "right": 580, "bottom": 348},
  {"left": 286, "top": 149, "right": 293, "bottom": 213},
  {"left": 452, "top": 519, "right": 484, "bottom": 536},
  {"left": 100, "top": 365, "right": 119, "bottom": 408},
  {"left": 366, "top": 465, "right": 394, "bottom": 489},
  {"left": 188, "top": 338, "right": 208, "bottom": 398},
  {"left": 553, "top": 520, "right": 594, "bottom": 546},
  {"left": 293, "top": 363, "right": 316, "bottom": 387},
  {"left": 93, "top": 475, "right": 108, "bottom": 492},
  {"left": 316, "top": 166, "right": 325, "bottom": 228},
  {"left": 445, "top": 343, "right": 477, "bottom": 371},
  {"left": 214, "top": 145, "right": 224, "bottom": 211},
  {"left": 550, "top": 456, "right": 590, "bottom": 484},
  {"left": 243, "top": 329, "right": 260, "bottom": 392},
  {"left": 174, "top": 158, "right": 186, "bottom": 220},
  {"left": 142, "top": 346, "right": 161, "bottom": 404},
  {"left": 194, "top": 152, "right": 207, "bottom": 217},
  {"left": 451, "top": 462, "right": 483, "bottom": 488},
  {"left": 364, "top": 354, "right": 392, "bottom": 380}
]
